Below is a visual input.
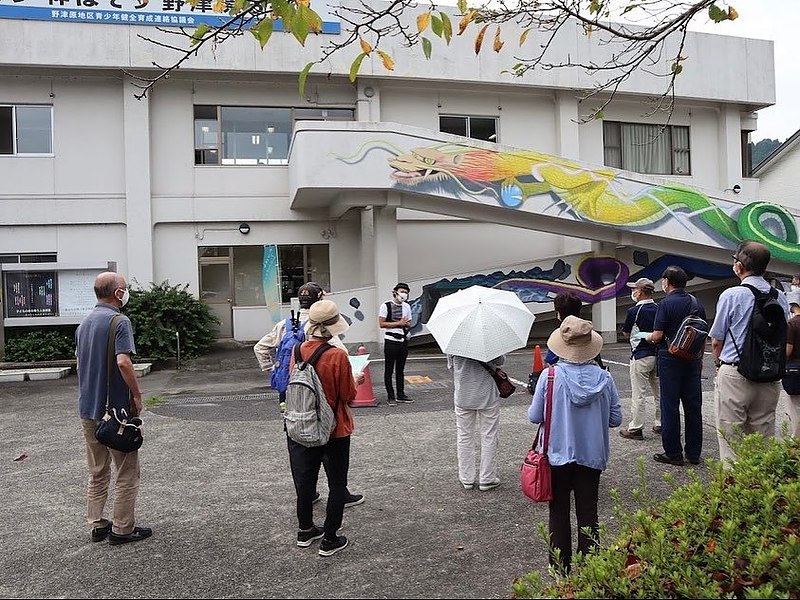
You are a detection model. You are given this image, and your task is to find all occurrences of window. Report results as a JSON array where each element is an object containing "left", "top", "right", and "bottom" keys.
[
  {"left": 194, "top": 106, "right": 355, "bottom": 166},
  {"left": 0, "top": 253, "right": 57, "bottom": 264},
  {"left": 439, "top": 115, "right": 498, "bottom": 142},
  {"left": 741, "top": 130, "right": 753, "bottom": 177},
  {"left": 0, "top": 105, "right": 53, "bottom": 155},
  {"left": 278, "top": 244, "right": 330, "bottom": 303},
  {"left": 603, "top": 121, "right": 690, "bottom": 175}
]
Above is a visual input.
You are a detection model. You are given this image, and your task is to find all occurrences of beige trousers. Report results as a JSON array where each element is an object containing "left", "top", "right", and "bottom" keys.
[
  {"left": 714, "top": 365, "right": 780, "bottom": 464},
  {"left": 785, "top": 393, "right": 800, "bottom": 438},
  {"left": 627, "top": 355, "right": 661, "bottom": 431},
  {"left": 81, "top": 419, "right": 140, "bottom": 535},
  {"left": 454, "top": 403, "right": 500, "bottom": 486}
]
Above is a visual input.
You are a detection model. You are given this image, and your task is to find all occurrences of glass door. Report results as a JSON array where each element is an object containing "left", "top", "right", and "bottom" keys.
[{"left": 199, "top": 254, "right": 233, "bottom": 338}]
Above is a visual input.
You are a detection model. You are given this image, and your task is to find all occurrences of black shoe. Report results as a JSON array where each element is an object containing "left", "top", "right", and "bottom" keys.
[
  {"left": 653, "top": 452, "right": 684, "bottom": 466},
  {"left": 396, "top": 395, "right": 415, "bottom": 403},
  {"left": 297, "top": 525, "right": 324, "bottom": 547},
  {"left": 687, "top": 456, "right": 701, "bottom": 465},
  {"left": 91, "top": 522, "right": 112, "bottom": 543},
  {"left": 344, "top": 493, "right": 364, "bottom": 508},
  {"left": 652, "top": 425, "right": 662, "bottom": 435},
  {"left": 386, "top": 398, "right": 397, "bottom": 406},
  {"left": 319, "top": 535, "right": 349, "bottom": 556},
  {"left": 619, "top": 428, "right": 644, "bottom": 440},
  {"left": 312, "top": 492, "right": 321, "bottom": 504},
  {"left": 108, "top": 526, "right": 153, "bottom": 545}
]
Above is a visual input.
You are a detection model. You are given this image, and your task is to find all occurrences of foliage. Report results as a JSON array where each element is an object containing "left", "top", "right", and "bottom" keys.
[
  {"left": 125, "top": 281, "right": 219, "bottom": 361},
  {"left": 4, "top": 327, "right": 77, "bottom": 362},
  {"left": 513, "top": 434, "right": 800, "bottom": 599},
  {"left": 751, "top": 138, "right": 783, "bottom": 168},
  {"left": 134, "top": 1, "right": 739, "bottom": 122}
]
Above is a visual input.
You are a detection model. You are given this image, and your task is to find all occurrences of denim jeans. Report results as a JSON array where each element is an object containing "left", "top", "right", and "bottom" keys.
[
  {"left": 287, "top": 435, "right": 350, "bottom": 540},
  {"left": 657, "top": 354, "right": 703, "bottom": 460}
]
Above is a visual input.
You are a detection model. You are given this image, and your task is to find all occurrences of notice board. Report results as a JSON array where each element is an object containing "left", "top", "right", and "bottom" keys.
[{"left": 3, "top": 270, "right": 58, "bottom": 317}]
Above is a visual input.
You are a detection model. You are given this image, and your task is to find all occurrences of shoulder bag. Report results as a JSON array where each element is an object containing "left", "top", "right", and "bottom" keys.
[
  {"left": 520, "top": 366, "right": 554, "bottom": 502},
  {"left": 479, "top": 361, "right": 516, "bottom": 398},
  {"left": 95, "top": 315, "right": 143, "bottom": 453}
]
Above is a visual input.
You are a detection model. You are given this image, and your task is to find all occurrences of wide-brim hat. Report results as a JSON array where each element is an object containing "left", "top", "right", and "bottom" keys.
[
  {"left": 547, "top": 315, "right": 603, "bottom": 363},
  {"left": 626, "top": 277, "right": 655, "bottom": 291},
  {"left": 307, "top": 299, "right": 349, "bottom": 337}
]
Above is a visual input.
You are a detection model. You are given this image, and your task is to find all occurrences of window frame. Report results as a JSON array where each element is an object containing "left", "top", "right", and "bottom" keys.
[
  {"left": 193, "top": 105, "right": 356, "bottom": 167},
  {"left": 0, "top": 104, "right": 54, "bottom": 157},
  {"left": 439, "top": 114, "right": 499, "bottom": 143},
  {"left": 602, "top": 121, "right": 691, "bottom": 176}
]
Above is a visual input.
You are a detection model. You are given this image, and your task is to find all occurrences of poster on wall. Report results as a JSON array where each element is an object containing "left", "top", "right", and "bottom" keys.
[
  {"left": 262, "top": 245, "right": 282, "bottom": 326},
  {"left": 58, "top": 270, "right": 102, "bottom": 317},
  {"left": 3, "top": 271, "right": 58, "bottom": 318}
]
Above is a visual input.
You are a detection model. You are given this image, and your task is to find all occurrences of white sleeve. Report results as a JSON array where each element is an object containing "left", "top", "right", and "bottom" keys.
[{"left": 378, "top": 302, "right": 388, "bottom": 318}]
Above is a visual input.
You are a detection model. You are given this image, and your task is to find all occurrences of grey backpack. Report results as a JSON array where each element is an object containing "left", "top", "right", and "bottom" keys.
[{"left": 283, "top": 343, "right": 336, "bottom": 447}]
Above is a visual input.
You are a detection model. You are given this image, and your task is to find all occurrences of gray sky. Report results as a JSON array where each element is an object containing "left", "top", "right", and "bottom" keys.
[{"left": 688, "top": 0, "right": 798, "bottom": 142}]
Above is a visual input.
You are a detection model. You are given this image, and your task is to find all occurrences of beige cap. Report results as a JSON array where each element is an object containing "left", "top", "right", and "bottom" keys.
[{"left": 626, "top": 277, "right": 655, "bottom": 291}]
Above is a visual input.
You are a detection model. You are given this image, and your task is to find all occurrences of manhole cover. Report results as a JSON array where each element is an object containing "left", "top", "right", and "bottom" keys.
[{"left": 166, "top": 392, "right": 278, "bottom": 405}]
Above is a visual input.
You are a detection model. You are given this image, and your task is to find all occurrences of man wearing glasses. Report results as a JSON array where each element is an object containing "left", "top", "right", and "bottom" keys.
[{"left": 709, "top": 241, "right": 789, "bottom": 464}]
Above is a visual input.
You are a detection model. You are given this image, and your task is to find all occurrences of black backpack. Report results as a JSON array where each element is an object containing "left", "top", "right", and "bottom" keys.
[{"left": 729, "top": 284, "right": 787, "bottom": 383}]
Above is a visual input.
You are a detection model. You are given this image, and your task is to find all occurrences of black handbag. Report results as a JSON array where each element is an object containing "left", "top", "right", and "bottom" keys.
[
  {"left": 479, "top": 361, "right": 517, "bottom": 398},
  {"left": 95, "top": 315, "right": 143, "bottom": 453},
  {"left": 782, "top": 363, "right": 800, "bottom": 396}
]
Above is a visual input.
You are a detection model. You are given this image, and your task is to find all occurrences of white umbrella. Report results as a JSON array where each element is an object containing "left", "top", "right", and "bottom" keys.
[{"left": 425, "top": 285, "right": 535, "bottom": 362}]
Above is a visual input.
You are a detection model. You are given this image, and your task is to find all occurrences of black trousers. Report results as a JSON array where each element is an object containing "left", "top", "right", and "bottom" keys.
[
  {"left": 384, "top": 340, "right": 408, "bottom": 398},
  {"left": 548, "top": 462, "right": 601, "bottom": 572},
  {"left": 287, "top": 435, "right": 350, "bottom": 540}
]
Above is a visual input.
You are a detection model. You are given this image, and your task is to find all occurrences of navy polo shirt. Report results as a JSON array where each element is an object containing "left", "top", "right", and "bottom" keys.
[
  {"left": 622, "top": 300, "right": 658, "bottom": 360},
  {"left": 653, "top": 290, "right": 707, "bottom": 357},
  {"left": 75, "top": 303, "right": 136, "bottom": 421}
]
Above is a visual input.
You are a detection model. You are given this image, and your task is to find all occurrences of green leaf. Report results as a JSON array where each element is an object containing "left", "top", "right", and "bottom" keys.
[
  {"left": 708, "top": 3, "right": 728, "bottom": 22},
  {"left": 431, "top": 14, "right": 443, "bottom": 38},
  {"left": 292, "top": 6, "right": 309, "bottom": 45},
  {"left": 229, "top": 0, "right": 246, "bottom": 14},
  {"left": 439, "top": 11, "right": 452, "bottom": 44},
  {"left": 457, "top": 0, "right": 467, "bottom": 14},
  {"left": 671, "top": 63, "right": 683, "bottom": 74},
  {"left": 422, "top": 36, "right": 432, "bottom": 60},
  {"left": 190, "top": 23, "right": 210, "bottom": 47},
  {"left": 301, "top": 5, "right": 322, "bottom": 34},
  {"left": 349, "top": 52, "right": 367, "bottom": 83},
  {"left": 250, "top": 18, "right": 274, "bottom": 49},
  {"left": 299, "top": 61, "right": 314, "bottom": 97}
]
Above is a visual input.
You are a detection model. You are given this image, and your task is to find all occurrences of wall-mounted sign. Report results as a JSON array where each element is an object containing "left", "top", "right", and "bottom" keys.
[
  {"left": 0, "top": 0, "right": 341, "bottom": 32},
  {"left": 4, "top": 271, "right": 58, "bottom": 318},
  {"left": 58, "top": 270, "right": 101, "bottom": 317}
]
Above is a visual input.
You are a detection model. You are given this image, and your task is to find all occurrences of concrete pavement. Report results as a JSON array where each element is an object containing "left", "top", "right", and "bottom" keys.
[{"left": 1, "top": 342, "right": 795, "bottom": 598}]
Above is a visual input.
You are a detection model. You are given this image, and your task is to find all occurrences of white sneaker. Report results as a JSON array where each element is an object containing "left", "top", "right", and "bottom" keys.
[{"left": 479, "top": 479, "right": 501, "bottom": 491}]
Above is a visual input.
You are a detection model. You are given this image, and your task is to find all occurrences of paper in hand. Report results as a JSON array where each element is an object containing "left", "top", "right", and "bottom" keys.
[{"left": 348, "top": 354, "right": 370, "bottom": 374}]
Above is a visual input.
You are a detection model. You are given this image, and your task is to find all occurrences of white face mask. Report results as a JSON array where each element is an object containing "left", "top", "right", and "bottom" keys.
[
  {"left": 397, "top": 291, "right": 408, "bottom": 302},
  {"left": 630, "top": 292, "right": 638, "bottom": 303},
  {"left": 116, "top": 288, "right": 130, "bottom": 307}
]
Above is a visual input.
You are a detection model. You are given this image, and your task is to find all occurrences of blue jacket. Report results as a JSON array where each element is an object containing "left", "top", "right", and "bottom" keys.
[{"left": 528, "top": 362, "right": 622, "bottom": 471}]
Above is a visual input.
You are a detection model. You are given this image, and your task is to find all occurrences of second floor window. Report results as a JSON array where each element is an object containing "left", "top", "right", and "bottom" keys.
[
  {"left": 0, "top": 105, "right": 53, "bottom": 155},
  {"left": 439, "top": 115, "right": 498, "bottom": 143},
  {"left": 194, "top": 105, "right": 355, "bottom": 166},
  {"left": 603, "top": 121, "right": 690, "bottom": 175}
]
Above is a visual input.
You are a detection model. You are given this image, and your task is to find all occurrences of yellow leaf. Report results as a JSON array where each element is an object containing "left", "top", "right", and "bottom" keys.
[
  {"left": 728, "top": 6, "right": 738, "bottom": 20},
  {"left": 296, "top": 0, "right": 310, "bottom": 5},
  {"left": 519, "top": 28, "right": 530, "bottom": 46},
  {"left": 474, "top": 24, "right": 488, "bottom": 55},
  {"left": 417, "top": 12, "right": 431, "bottom": 34},
  {"left": 458, "top": 9, "right": 476, "bottom": 35},
  {"left": 493, "top": 27, "right": 504, "bottom": 52},
  {"left": 377, "top": 50, "right": 394, "bottom": 71},
  {"left": 212, "top": 0, "right": 225, "bottom": 12},
  {"left": 186, "top": 0, "right": 198, "bottom": 7},
  {"left": 359, "top": 37, "right": 372, "bottom": 54}
]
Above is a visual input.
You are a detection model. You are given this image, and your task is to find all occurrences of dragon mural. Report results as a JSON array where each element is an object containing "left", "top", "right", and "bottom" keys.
[{"left": 338, "top": 141, "right": 800, "bottom": 264}]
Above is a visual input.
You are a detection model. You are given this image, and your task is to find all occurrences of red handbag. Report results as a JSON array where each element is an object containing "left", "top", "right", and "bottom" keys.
[{"left": 520, "top": 367, "right": 554, "bottom": 502}]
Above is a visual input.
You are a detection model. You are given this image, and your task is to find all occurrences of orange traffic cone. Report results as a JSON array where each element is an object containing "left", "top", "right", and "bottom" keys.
[
  {"left": 532, "top": 344, "right": 544, "bottom": 374},
  {"left": 349, "top": 345, "right": 379, "bottom": 408}
]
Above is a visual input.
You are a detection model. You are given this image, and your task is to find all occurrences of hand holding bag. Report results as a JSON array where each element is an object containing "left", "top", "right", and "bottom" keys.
[
  {"left": 95, "top": 315, "right": 143, "bottom": 453},
  {"left": 520, "top": 367, "right": 554, "bottom": 502},
  {"left": 479, "top": 361, "right": 517, "bottom": 398}
]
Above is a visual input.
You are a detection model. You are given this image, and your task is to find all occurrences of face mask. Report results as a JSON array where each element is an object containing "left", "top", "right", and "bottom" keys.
[
  {"left": 397, "top": 291, "right": 409, "bottom": 302},
  {"left": 117, "top": 288, "right": 130, "bottom": 307},
  {"left": 630, "top": 292, "right": 638, "bottom": 303}
]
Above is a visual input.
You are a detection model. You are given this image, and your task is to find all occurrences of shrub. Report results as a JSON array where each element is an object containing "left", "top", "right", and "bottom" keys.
[
  {"left": 125, "top": 281, "right": 219, "bottom": 361},
  {"left": 513, "top": 434, "right": 800, "bottom": 599},
  {"left": 4, "top": 327, "right": 77, "bottom": 362}
]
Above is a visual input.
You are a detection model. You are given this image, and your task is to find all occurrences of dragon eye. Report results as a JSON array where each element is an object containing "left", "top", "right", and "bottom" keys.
[{"left": 423, "top": 157, "right": 435, "bottom": 165}]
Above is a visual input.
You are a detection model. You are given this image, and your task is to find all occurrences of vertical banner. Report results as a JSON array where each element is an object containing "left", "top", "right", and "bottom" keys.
[{"left": 262, "top": 244, "right": 282, "bottom": 327}]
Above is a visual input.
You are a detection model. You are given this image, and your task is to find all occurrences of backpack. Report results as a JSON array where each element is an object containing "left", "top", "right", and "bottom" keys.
[
  {"left": 729, "top": 284, "right": 787, "bottom": 382},
  {"left": 283, "top": 343, "right": 336, "bottom": 447},
  {"left": 667, "top": 295, "right": 709, "bottom": 361},
  {"left": 270, "top": 314, "right": 305, "bottom": 393}
]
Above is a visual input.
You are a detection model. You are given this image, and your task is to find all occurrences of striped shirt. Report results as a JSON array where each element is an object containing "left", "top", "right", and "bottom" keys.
[
  {"left": 379, "top": 300, "right": 411, "bottom": 342},
  {"left": 446, "top": 355, "right": 505, "bottom": 410}
]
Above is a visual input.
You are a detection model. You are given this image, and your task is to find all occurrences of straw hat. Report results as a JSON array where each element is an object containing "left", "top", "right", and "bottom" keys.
[
  {"left": 547, "top": 316, "right": 603, "bottom": 363},
  {"left": 307, "top": 299, "right": 349, "bottom": 338}
]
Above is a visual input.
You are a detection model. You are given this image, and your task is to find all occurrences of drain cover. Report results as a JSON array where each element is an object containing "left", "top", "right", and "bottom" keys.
[{"left": 166, "top": 392, "right": 278, "bottom": 405}]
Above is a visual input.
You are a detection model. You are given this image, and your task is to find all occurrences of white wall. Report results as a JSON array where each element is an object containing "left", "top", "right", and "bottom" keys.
[{"left": 759, "top": 142, "right": 800, "bottom": 211}]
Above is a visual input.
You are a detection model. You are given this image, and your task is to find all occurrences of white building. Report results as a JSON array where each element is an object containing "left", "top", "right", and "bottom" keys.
[{"left": 0, "top": 3, "right": 788, "bottom": 347}]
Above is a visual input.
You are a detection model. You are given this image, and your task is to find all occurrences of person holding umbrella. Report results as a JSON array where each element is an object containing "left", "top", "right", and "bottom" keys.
[
  {"left": 529, "top": 316, "right": 622, "bottom": 573},
  {"left": 426, "top": 285, "right": 535, "bottom": 491}
]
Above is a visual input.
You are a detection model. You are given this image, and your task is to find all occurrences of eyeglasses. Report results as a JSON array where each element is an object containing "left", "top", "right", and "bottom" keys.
[{"left": 732, "top": 255, "right": 742, "bottom": 264}]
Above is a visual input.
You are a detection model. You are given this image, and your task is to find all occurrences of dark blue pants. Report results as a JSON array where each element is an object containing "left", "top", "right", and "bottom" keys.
[
  {"left": 287, "top": 435, "right": 350, "bottom": 540},
  {"left": 384, "top": 340, "right": 408, "bottom": 399},
  {"left": 657, "top": 354, "right": 703, "bottom": 460},
  {"left": 548, "top": 462, "right": 601, "bottom": 573}
]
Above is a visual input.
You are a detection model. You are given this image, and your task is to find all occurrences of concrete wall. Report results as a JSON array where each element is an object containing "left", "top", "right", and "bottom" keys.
[{"left": 758, "top": 140, "right": 800, "bottom": 210}]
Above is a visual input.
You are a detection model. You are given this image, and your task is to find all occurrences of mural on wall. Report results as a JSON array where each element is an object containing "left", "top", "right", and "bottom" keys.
[{"left": 337, "top": 141, "right": 800, "bottom": 264}]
